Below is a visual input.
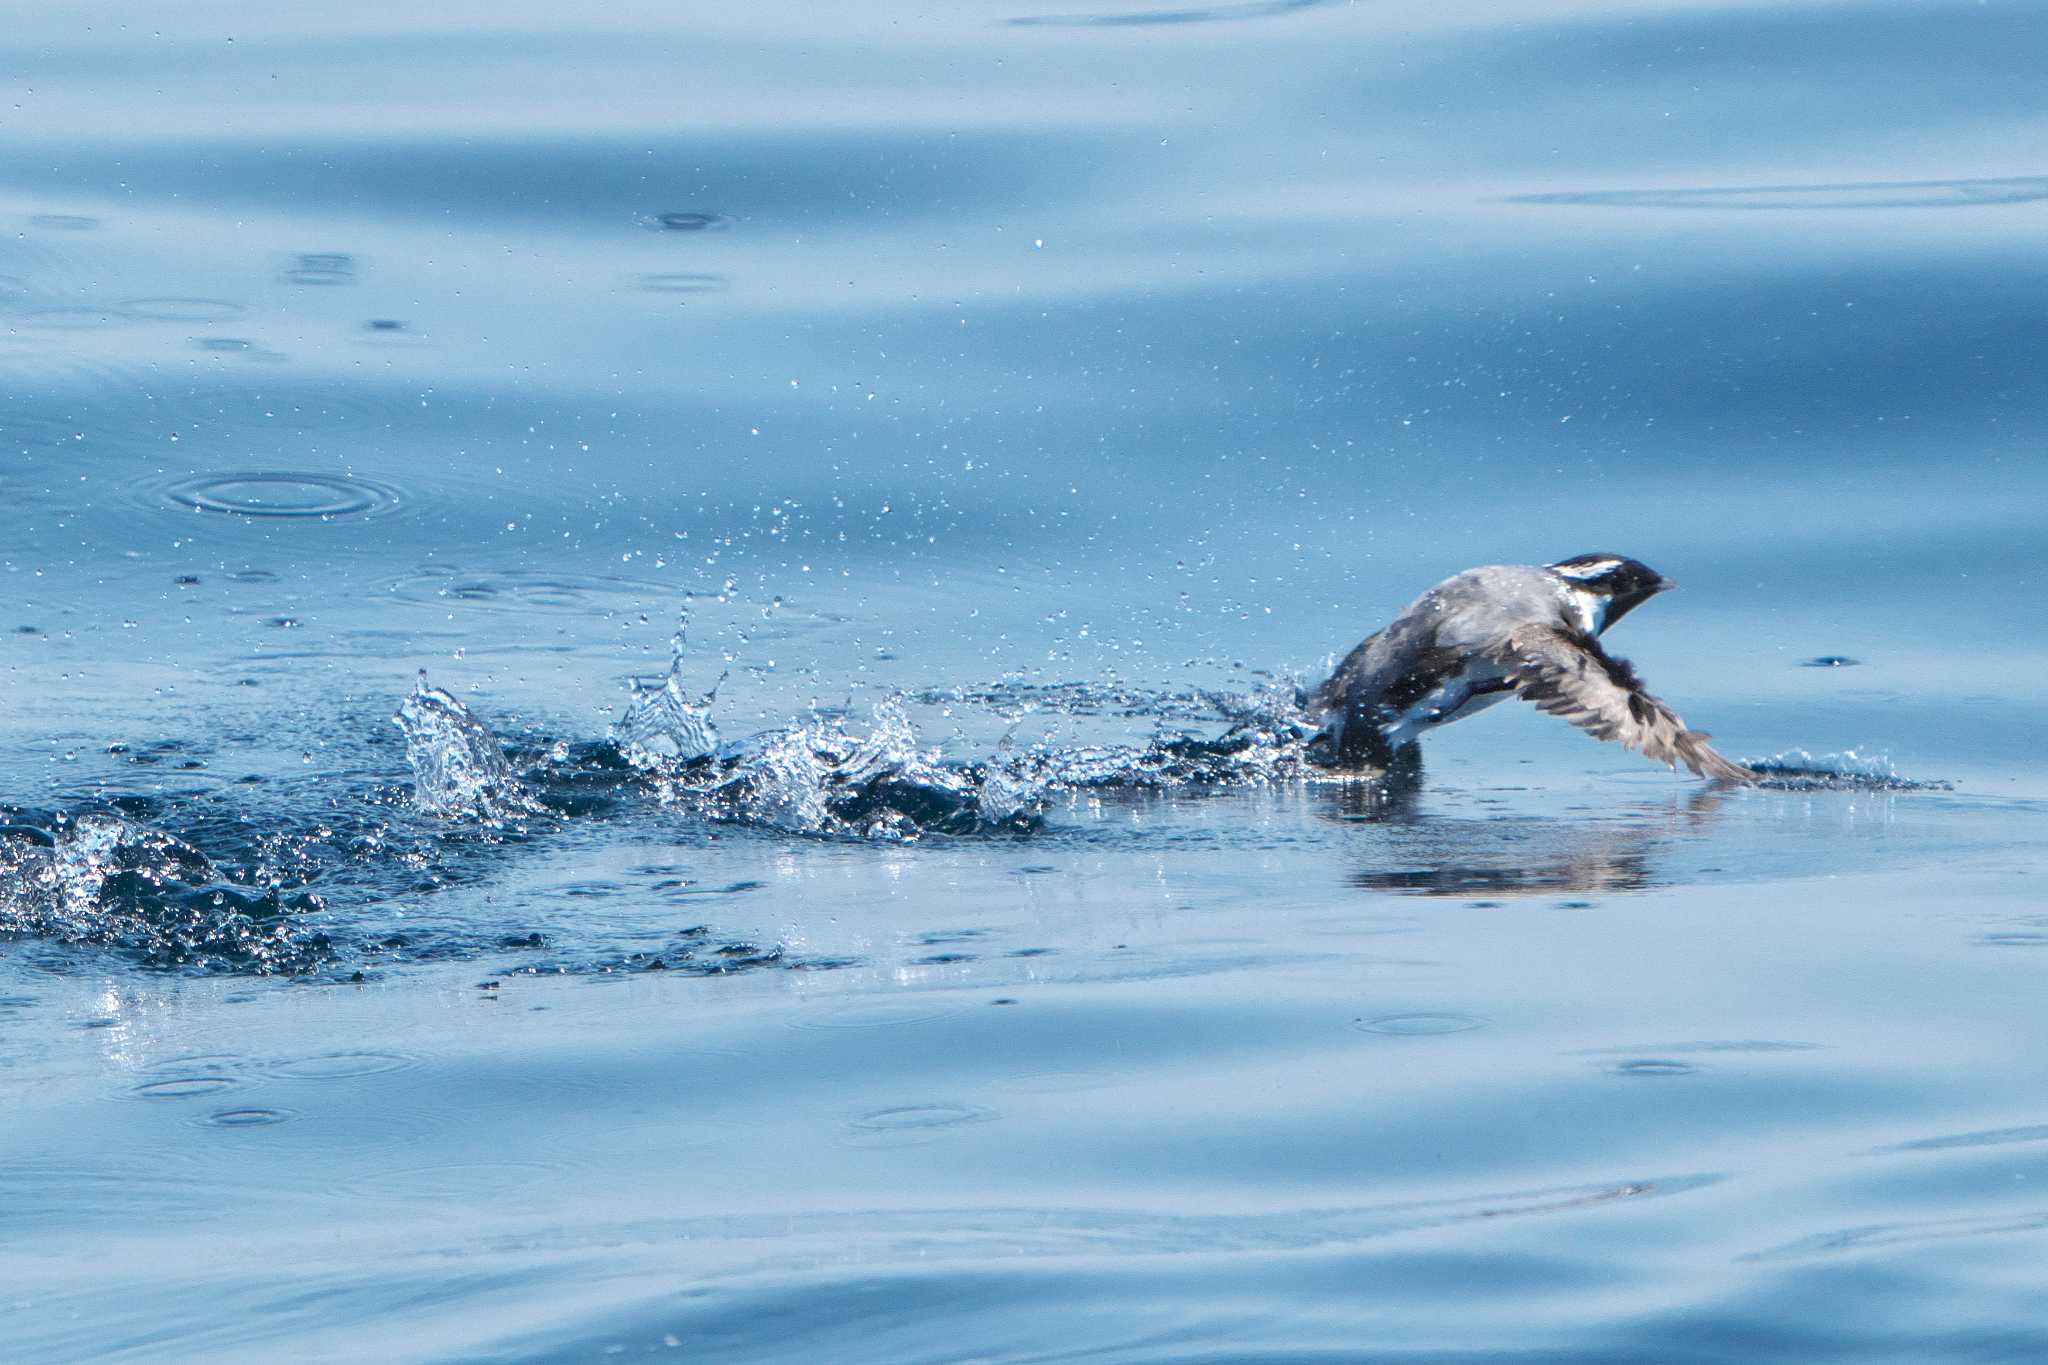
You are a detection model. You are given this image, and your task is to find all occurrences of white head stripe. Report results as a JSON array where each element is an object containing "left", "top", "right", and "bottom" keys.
[{"left": 1554, "top": 558, "right": 1623, "bottom": 581}]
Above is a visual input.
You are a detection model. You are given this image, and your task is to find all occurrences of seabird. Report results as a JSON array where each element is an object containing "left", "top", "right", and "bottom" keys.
[{"left": 1309, "top": 554, "right": 1753, "bottom": 782}]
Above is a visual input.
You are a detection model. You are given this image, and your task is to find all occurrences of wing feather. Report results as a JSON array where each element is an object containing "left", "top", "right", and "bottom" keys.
[{"left": 1489, "top": 627, "right": 1754, "bottom": 783}]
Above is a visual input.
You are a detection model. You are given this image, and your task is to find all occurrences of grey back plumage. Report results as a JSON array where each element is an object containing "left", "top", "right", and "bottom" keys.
[
  {"left": 1312, "top": 564, "right": 1566, "bottom": 712},
  {"left": 1314, "top": 561, "right": 1753, "bottom": 783}
]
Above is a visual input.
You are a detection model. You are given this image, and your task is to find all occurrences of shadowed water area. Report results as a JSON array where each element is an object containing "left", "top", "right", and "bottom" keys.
[{"left": 3, "top": 1, "right": 2047, "bottom": 1360}]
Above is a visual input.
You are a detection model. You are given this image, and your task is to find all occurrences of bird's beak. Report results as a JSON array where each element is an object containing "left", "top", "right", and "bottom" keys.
[{"left": 1656, "top": 577, "right": 1680, "bottom": 593}]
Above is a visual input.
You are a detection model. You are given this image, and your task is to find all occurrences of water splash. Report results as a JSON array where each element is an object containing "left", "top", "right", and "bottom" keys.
[
  {"left": 392, "top": 642, "right": 1031, "bottom": 840},
  {"left": 985, "top": 684, "right": 1324, "bottom": 796},
  {"left": 975, "top": 732, "right": 1040, "bottom": 826},
  {"left": 394, "top": 674, "right": 547, "bottom": 822},
  {"left": 0, "top": 811, "right": 326, "bottom": 972},
  {"left": 690, "top": 700, "right": 999, "bottom": 840},
  {"left": 613, "top": 627, "right": 721, "bottom": 767},
  {"left": 617, "top": 650, "right": 1328, "bottom": 841},
  {"left": 1744, "top": 749, "right": 1950, "bottom": 792},
  {"left": 711, "top": 723, "right": 834, "bottom": 831},
  {"left": 0, "top": 620, "right": 1961, "bottom": 980},
  {"left": 913, "top": 677, "right": 1276, "bottom": 724}
]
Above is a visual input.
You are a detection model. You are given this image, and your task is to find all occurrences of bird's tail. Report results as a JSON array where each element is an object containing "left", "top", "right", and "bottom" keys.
[{"left": 1678, "top": 731, "right": 1756, "bottom": 785}]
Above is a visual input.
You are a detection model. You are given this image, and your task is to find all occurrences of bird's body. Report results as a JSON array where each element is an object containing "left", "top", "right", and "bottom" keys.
[{"left": 1310, "top": 555, "right": 1753, "bottom": 783}]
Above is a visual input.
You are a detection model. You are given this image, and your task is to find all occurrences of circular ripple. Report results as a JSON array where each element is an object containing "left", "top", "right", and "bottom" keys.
[
  {"left": 851, "top": 1104, "right": 996, "bottom": 1133},
  {"left": 792, "top": 1000, "right": 968, "bottom": 1030},
  {"left": 340, "top": 1160, "right": 573, "bottom": 1202},
  {"left": 1301, "top": 914, "right": 1423, "bottom": 938},
  {"left": 1516, "top": 177, "right": 2048, "bottom": 212},
  {"left": 131, "top": 1075, "right": 240, "bottom": 1099},
  {"left": 1607, "top": 1059, "right": 1699, "bottom": 1078},
  {"left": 0, "top": 1161, "right": 325, "bottom": 1224},
  {"left": 117, "top": 297, "right": 246, "bottom": 323},
  {"left": 1354, "top": 1012, "right": 1485, "bottom": 1036},
  {"left": 592, "top": 1118, "right": 747, "bottom": 1155},
  {"left": 843, "top": 1103, "right": 997, "bottom": 1147},
  {"left": 264, "top": 1051, "right": 417, "bottom": 1080},
  {"left": 1571, "top": 1040, "right": 1821, "bottom": 1056},
  {"left": 164, "top": 472, "right": 400, "bottom": 519},
  {"left": 282, "top": 254, "right": 355, "bottom": 286},
  {"left": 653, "top": 211, "right": 726, "bottom": 232},
  {"left": 199, "top": 1107, "right": 294, "bottom": 1127},
  {"left": 388, "top": 567, "right": 686, "bottom": 616},
  {"left": 21, "top": 304, "right": 128, "bottom": 331},
  {"left": 635, "top": 273, "right": 729, "bottom": 294},
  {"left": 149, "top": 1053, "right": 247, "bottom": 1070},
  {"left": 997, "top": 1070, "right": 1116, "bottom": 1095}
]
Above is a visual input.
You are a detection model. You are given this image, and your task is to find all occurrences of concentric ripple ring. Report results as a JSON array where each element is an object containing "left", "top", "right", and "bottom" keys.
[{"left": 164, "top": 471, "right": 401, "bottom": 519}]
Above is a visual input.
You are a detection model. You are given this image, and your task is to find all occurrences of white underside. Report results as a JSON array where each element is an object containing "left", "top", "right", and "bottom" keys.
[
  {"left": 1366, "top": 586, "right": 1609, "bottom": 750},
  {"left": 1381, "top": 660, "right": 1513, "bottom": 747}
]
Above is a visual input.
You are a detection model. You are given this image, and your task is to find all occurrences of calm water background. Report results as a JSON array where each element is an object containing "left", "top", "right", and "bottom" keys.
[{"left": 4, "top": 0, "right": 2047, "bottom": 1359}]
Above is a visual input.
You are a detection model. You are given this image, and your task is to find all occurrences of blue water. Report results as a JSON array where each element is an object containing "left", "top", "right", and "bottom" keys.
[{"left": 5, "top": 1, "right": 2048, "bottom": 1359}]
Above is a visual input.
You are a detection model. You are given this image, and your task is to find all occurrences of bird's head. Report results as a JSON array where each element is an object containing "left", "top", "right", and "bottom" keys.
[{"left": 1545, "top": 553, "right": 1676, "bottom": 631}]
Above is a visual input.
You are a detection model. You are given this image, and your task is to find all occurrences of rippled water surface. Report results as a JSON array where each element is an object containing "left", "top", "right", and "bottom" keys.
[{"left": 5, "top": 1, "right": 2048, "bottom": 1359}]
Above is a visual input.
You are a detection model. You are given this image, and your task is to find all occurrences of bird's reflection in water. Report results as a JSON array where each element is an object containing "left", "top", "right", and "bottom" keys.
[{"left": 1329, "top": 783, "right": 1734, "bottom": 898}]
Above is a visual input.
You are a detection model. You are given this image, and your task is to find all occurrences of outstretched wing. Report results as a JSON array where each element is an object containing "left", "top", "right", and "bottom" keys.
[{"left": 1488, "top": 627, "right": 1754, "bottom": 783}]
